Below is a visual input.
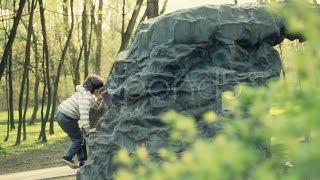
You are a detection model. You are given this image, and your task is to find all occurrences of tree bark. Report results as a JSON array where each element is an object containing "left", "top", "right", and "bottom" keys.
[
  {"left": 29, "top": 25, "right": 40, "bottom": 125},
  {"left": 40, "top": 58, "right": 47, "bottom": 142},
  {"left": 22, "top": 75, "right": 29, "bottom": 140},
  {"left": 160, "top": 0, "right": 168, "bottom": 15},
  {"left": 75, "top": 44, "right": 83, "bottom": 86},
  {"left": 1, "top": 4, "right": 16, "bottom": 129},
  {"left": 71, "top": 19, "right": 83, "bottom": 89},
  {"left": 82, "top": 0, "right": 89, "bottom": 78},
  {"left": 147, "top": 0, "right": 159, "bottom": 19},
  {"left": 118, "top": 0, "right": 144, "bottom": 52},
  {"left": 63, "top": 0, "right": 68, "bottom": 27},
  {"left": 139, "top": 8, "right": 147, "bottom": 25},
  {"left": 4, "top": 69, "right": 10, "bottom": 142},
  {"left": 8, "top": 54, "right": 15, "bottom": 130},
  {"left": 88, "top": 2, "right": 94, "bottom": 70},
  {"left": 63, "top": 0, "right": 78, "bottom": 90},
  {"left": 94, "top": 0, "right": 103, "bottom": 75},
  {"left": 49, "top": 0, "right": 74, "bottom": 134},
  {"left": 16, "top": 0, "right": 36, "bottom": 145},
  {"left": 121, "top": 0, "right": 125, "bottom": 42},
  {"left": 38, "top": 0, "right": 51, "bottom": 142},
  {"left": 0, "top": 0, "right": 27, "bottom": 80}
]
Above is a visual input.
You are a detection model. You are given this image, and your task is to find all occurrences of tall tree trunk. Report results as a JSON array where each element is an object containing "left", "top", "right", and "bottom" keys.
[
  {"left": 75, "top": 44, "right": 83, "bottom": 86},
  {"left": 16, "top": 0, "right": 36, "bottom": 145},
  {"left": 0, "top": 10, "right": 15, "bottom": 129},
  {"left": 118, "top": 0, "right": 144, "bottom": 52},
  {"left": 49, "top": 0, "right": 74, "bottom": 134},
  {"left": 234, "top": 0, "right": 238, "bottom": 4},
  {"left": 8, "top": 49, "right": 15, "bottom": 130},
  {"left": 147, "top": 0, "right": 159, "bottom": 19},
  {"left": 160, "top": 0, "right": 168, "bottom": 15},
  {"left": 138, "top": 0, "right": 161, "bottom": 26},
  {"left": 29, "top": 29, "right": 40, "bottom": 125},
  {"left": 40, "top": 58, "right": 47, "bottom": 142},
  {"left": 88, "top": 3, "right": 94, "bottom": 70},
  {"left": 94, "top": 0, "right": 103, "bottom": 75},
  {"left": 82, "top": 0, "right": 89, "bottom": 78},
  {"left": 4, "top": 69, "right": 10, "bottom": 142},
  {"left": 0, "top": 0, "right": 27, "bottom": 80},
  {"left": 138, "top": 9, "right": 147, "bottom": 26},
  {"left": 22, "top": 75, "right": 29, "bottom": 140},
  {"left": 38, "top": 0, "right": 51, "bottom": 142},
  {"left": 71, "top": 21, "right": 83, "bottom": 88},
  {"left": 63, "top": 0, "right": 69, "bottom": 26},
  {"left": 121, "top": 0, "right": 125, "bottom": 44},
  {"left": 63, "top": 0, "right": 78, "bottom": 90}
]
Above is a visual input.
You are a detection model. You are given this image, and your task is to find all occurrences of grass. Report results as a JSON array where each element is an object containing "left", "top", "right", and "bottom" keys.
[
  {"left": 0, "top": 108, "right": 68, "bottom": 156},
  {"left": 0, "top": 108, "right": 70, "bottom": 174},
  {"left": 0, "top": 107, "right": 44, "bottom": 125}
]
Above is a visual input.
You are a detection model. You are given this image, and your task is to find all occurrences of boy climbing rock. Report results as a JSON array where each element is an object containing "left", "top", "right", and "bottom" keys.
[{"left": 56, "top": 75, "right": 104, "bottom": 168}]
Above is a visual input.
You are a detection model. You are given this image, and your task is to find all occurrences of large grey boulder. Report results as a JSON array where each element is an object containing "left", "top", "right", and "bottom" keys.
[{"left": 79, "top": 4, "right": 297, "bottom": 179}]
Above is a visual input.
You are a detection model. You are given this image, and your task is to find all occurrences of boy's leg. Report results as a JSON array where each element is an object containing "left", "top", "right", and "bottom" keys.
[
  {"left": 77, "top": 138, "right": 87, "bottom": 166},
  {"left": 56, "top": 112, "right": 83, "bottom": 161},
  {"left": 68, "top": 135, "right": 84, "bottom": 160}
]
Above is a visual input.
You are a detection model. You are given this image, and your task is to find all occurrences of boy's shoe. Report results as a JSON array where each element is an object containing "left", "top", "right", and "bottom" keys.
[{"left": 62, "top": 157, "right": 79, "bottom": 169}]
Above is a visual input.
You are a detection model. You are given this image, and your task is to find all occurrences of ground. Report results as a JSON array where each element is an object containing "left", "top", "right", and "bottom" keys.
[{"left": 0, "top": 110, "right": 71, "bottom": 175}]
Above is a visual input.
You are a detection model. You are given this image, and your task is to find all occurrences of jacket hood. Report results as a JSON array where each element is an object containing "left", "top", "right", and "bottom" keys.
[{"left": 76, "top": 85, "right": 89, "bottom": 94}]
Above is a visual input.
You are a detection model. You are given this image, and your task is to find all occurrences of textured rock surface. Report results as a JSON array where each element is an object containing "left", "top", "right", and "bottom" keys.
[{"left": 79, "top": 4, "right": 295, "bottom": 179}]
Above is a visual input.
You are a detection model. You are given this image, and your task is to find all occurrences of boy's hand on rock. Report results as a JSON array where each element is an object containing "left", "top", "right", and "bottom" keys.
[
  {"left": 83, "top": 128, "right": 97, "bottom": 137},
  {"left": 89, "top": 128, "right": 97, "bottom": 133},
  {"left": 97, "top": 95, "right": 104, "bottom": 103}
]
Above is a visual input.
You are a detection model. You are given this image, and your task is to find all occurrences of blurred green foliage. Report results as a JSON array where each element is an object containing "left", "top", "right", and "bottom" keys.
[{"left": 113, "top": 1, "right": 320, "bottom": 179}]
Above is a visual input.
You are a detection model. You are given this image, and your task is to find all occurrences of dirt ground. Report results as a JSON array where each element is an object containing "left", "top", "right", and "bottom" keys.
[{"left": 0, "top": 140, "right": 70, "bottom": 175}]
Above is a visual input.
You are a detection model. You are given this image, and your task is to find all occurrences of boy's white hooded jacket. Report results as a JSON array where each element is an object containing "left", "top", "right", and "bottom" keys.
[{"left": 58, "top": 85, "right": 97, "bottom": 132}]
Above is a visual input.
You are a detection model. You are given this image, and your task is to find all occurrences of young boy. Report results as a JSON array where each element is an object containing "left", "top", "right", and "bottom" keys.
[{"left": 56, "top": 75, "right": 104, "bottom": 168}]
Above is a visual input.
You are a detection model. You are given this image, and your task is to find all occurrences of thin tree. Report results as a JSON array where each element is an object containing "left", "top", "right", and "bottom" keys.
[
  {"left": 63, "top": 0, "right": 68, "bottom": 25},
  {"left": 160, "top": 0, "right": 169, "bottom": 15},
  {"left": 139, "top": 0, "right": 166, "bottom": 27},
  {"left": 118, "top": 0, "right": 144, "bottom": 52},
  {"left": 8, "top": 53, "right": 15, "bottom": 129},
  {"left": 4, "top": 67, "right": 10, "bottom": 142},
  {"left": 29, "top": 23, "right": 40, "bottom": 125},
  {"left": 88, "top": 2, "right": 94, "bottom": 71},
  {"left": 38, "top": 0, "right": 52, "bottom": 142},
  {"left": 94, "top": 0, "right": 103, "bottom": 75},
  {"left": 147, "top": 0, "right": 159, "bottom": 19},
  {"left": 71, "top": 17, "right": 83, "bottom": 88},
  {"left": 121, "top": 0, "right": 125, "bottom": 45},
  {"left": 0, "top": 0, "right": 27, "bottom": 80},
  {"left": 0, "top": 4, "right": 15, "bottom": 129},
  {"left": 49, "top": 0, "right": 75, "bottom": 134},
  {"left": 16, "top": 0, "right": 36, "bottom": 145},
  {"left": 22, "top": 75, "right": 30, "bottom": 140},
  {"left": 63, "top": 0, "right": 79, "bottom": 90},
  {"left": 82, "top": 0, "right": 89, "bottom": 78}
]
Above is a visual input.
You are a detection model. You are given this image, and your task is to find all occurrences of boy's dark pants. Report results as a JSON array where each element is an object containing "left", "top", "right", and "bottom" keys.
[{"left": 56, "top": 112, "right": 87, "bottom": 164}]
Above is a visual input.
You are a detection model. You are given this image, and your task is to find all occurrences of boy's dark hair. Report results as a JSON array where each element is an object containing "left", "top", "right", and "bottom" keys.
[{"left": 83, "top": 75, "right": 104, "bottom": 93}]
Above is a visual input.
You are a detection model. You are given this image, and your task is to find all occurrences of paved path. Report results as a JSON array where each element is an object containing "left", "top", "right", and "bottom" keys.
[{"left": 0, "top": 166, "right": 77, "bottom": 180}]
